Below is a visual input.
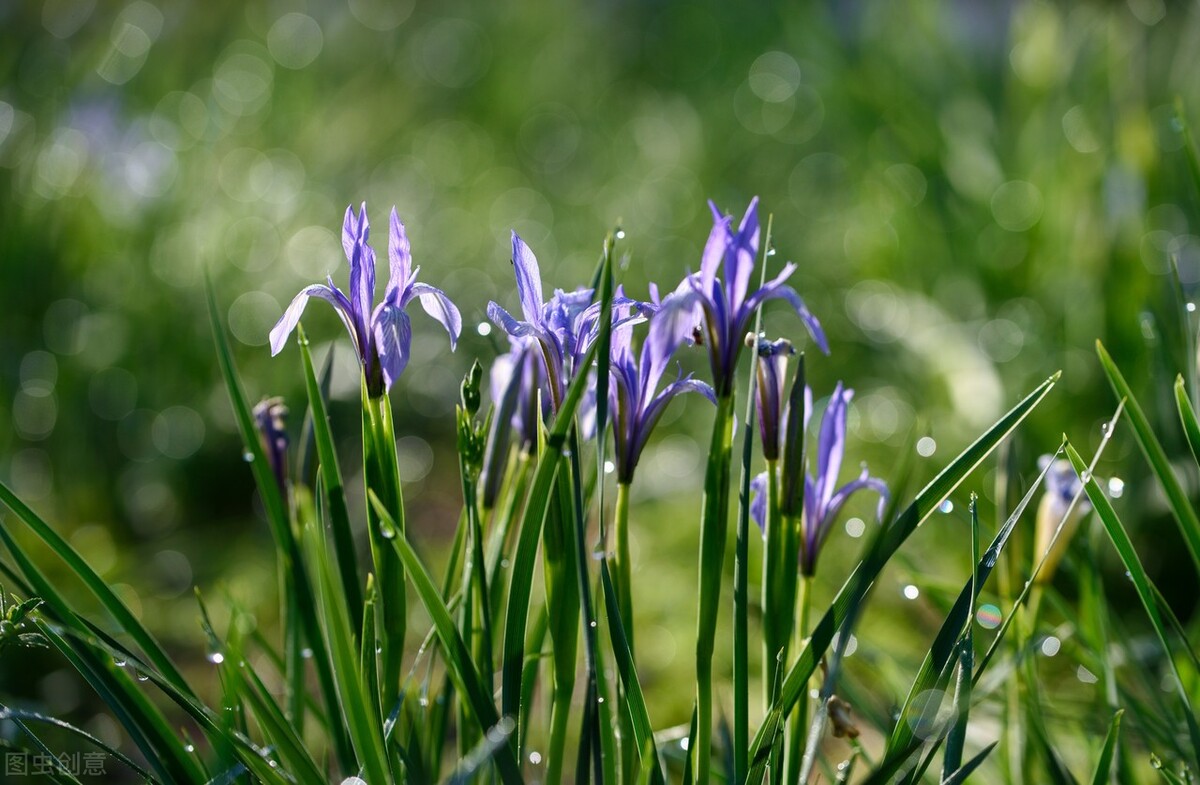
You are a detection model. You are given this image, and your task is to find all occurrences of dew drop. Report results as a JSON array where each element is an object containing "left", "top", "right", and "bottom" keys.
[
  {"left": 916, "top": 436, "right": 937, "bottom": 457},
  {"left": 939, "top": 499, "right": 953, "bottom": 514},
  {"left": 500, "top": 559, "right": 510, "bottom": 569},
  {"left": 114, "top": 657, "right": 128, "bottom": 667},
  {"left": 529, "top": 751, "right": 543, "bottom": 765},
  {"left": 589, "top": 620, "right": 597, "bottom": 628},
  {"left": 185, "top": 744, "right": 195, "bottom": 753},
  {"left": 477, "top": 322, "right": 493, "bottom": 336},
  {"left": 418, "top": 696, "right": 429, "bottom": 707},
  {"left": 766, "top": 245, "right": 776, "bottom": 257},
  {"left": 680, "top": 737, "right": 690, "bottom": 751},
  {"left": 1108, "top": 477, "right": 1125, "bottom": 498},
  {"left": 242, "top": 451, "right": 254, "bottom": 462},
  {"left": 207, "top": 651, "right": 225, "bottom": 665},
  {"left": 1076, "top": 665, "right": 1098, "bottom": 684},
  {"left": 137, "top": 672, "right": 150, "bottom": 682},
  {"left": 300, "top": 647, "right": 313, "bottom": 659},
  {"left": 903, "top": 584, "right": 920, "bottom": 600},
  {"left": 615, "top": 229, "right": 627, "bottom": 240},
  {"left": 975, "top": 604, "right": 1002, "bottom": 629},
  {"left": 598, "top": 696, "right": 605, "bottom": 703},
  {"left": 603, "top": 460, "right": 615, "bottom": 474},
  {"left": 1040, "top": 635, "right": 1061, "bottom": 657},
  {"left": 1188, "top": 302, "right": 1196, "bottom": 313}
]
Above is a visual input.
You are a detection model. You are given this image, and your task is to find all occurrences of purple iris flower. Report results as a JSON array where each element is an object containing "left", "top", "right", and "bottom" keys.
[
  {"left": 487, "top": 232, "right": 639, "bottom": 412},
  {"left": 479, "top": 336, "right": 546, "bottom": 508},
  {"left": 753, "top": 337, "right": 794, "bottom": 462},
  {"left": 656, "top": 198, "right": 828, "bottom": 397},
  {"left": 269, "top": 203, "right": 462, "bottom": 397},
  {"left": 751, "top": 383, "right": 888, "bottom": 576},
  {"left": 610, "top": 305, "right": 717, "bottom": 483}
]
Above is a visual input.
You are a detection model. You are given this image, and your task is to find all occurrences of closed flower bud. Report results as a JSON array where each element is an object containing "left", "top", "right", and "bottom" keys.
[{"left": 1033, "top": 456, "right": 1091, "bottom": 585}]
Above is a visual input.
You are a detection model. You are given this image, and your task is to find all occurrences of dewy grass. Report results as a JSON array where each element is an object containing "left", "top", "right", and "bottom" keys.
[{"left": 7, "top": 189, "right": 1200, "bottom": 785}]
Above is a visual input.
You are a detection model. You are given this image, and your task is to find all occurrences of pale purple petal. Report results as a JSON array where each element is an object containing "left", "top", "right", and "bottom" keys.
[
  {"left": 750, "top": 471, "right": 769, "bottom": 532},
  {"left": 814, "top": 384, "right": 852, "bottom": 513},
  {"left": 700, "top": 209, "right": 732, "bottom": 296},
  {"left": 727, "top": 196, "right": 760, "bottom": 311},
  {"left": 341, "top": 204, "right": 359, "bottom": 261},
  {"left": 634, "top": 375, "right": 716, "bottom": 461},
  {"left": 346, "top": 203, "right": 374, "bottom": 327},
  {"left": 411, "top": 282, "right": 462, "bottom": 349},
  {"left": 640, "top": 301, "right": 693, "bottom": 400},
  {"left": 387, "top": 207, "right": 413, "bottom": 300},
  {"left": 373, "top": 304, "right": 413, "bottom": 390},
  {"left": 511, "top": 232, "right": 544, "bottom": 325},
  {"left": 487, "top": 301, "right": 537, "bottom": 338},
  {"left": 269, "top": 284, "right": 355, "bottom": 357},
  {"left": 822, "top": 467, "right": 889, "bottom": 535}
]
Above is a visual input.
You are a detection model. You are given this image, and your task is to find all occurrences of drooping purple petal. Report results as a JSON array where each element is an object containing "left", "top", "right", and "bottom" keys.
[
  {"left": 824, "top": 467, "right": 890, "bottom": 527},
  {"left": 741, "top": 267, "right": 828, "bottom": 355},
  {"left": 487, "top": 301, "right": 537, "bottom": 338},
  {"left": 269, "top": 284, "right": 357, "bottom": 357},
  {"left": 411, "top": 282, "right": 462, "bottom": 349},
  {"left": 373, "top": 304, "right": 413, "bottom": 391},
  {"left": 633, "top": 375, "right": 716, "bottom": 464},
  {"left": 387, "top": 207, "right": 413, "bottom": 301},
  {"left": 511, "top": 232, "right": 544, "bottom": 325}
]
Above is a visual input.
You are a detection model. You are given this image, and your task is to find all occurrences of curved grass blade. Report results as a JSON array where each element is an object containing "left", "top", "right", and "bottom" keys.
[
  {"left": 5, "top": 716, "right": 84, "bottom": 784},
  {"left": 1066, "top": 440, "right": 1200, "bottom": 772},
  {"left": 746, "top": 372, "right": 1059, "bottom": 777},
  {"left": 1174, "top": 375, "right": 1200, "bottom": 470},
  {"left": 298, "top": 325, "right": 364, "bottom": 629},
  {"left": 940, "top": 741, "right": 997, "bottom": 785},
  {"left": 0, "top": 486, "right": 193, "bottom": 698},
  {"left": 0, "top": 707, "right": 156, "bottom": 781},
  {"left": 500, "top": 308, "right": 605, "bottom": 740},
  {"left": 1090, "top": 710, "right": 1124, "bottom": 785},
  {"left": 373, "top": 494, "right": 524, "bottom": 785},
  {"left": 446, "top": 718, "right": 517, "bottom": 785},
  {"left": 301, "top": 480, "right": 393, "bottom": 785},
  {"left": 600, "top": 559, "right": 664, "bottom": 785},
  {"left": 1096, "top": 341, "right": 1200, "bottom": 575}
]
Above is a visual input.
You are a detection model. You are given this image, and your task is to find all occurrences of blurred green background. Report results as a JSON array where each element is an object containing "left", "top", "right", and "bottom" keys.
[{"left": 3, "top": 0, "right": 1200, "bottom": 775}]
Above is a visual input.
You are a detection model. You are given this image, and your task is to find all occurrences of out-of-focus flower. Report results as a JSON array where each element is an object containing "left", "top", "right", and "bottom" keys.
[
  {"left": 655, "top": 198, "right": 828, "bottom": 397},
  {"left": 610, "top": 304, "right": 716, "bottom": 483},
  {"left": 1033, "top": 455, "right": 1091, "bottom": 584},
  {"left": 269, "top": 204, "right": 461, "bottom": 397},
  {"left": 752, "top": 336, "right": 794, "bottom": 461},
  {"left": 253, "top": 397, "right": 289, "bottom": 496},
  {"left": 751, "top": 383, "right": 887, "bottom": 575}
]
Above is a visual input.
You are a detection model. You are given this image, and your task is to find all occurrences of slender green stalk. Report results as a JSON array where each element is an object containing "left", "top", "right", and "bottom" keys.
[
  {"left": 762, "top": 460, "right": 788, "bottom": 702},
  {"left": 362, "top": 387, "right": 407, "bottom": 713},
  {"left": 543, "top": 455, "right": 581, "bottom": 784},
  {"left": 614, "top": 482, "right": 634, "bottom": 651},
  {"left": 734, "top": 426, "right": 754, "bottom": 785},
  {"left": 695, "top": 393, "right": 735, "bottom": 785},
  {"left": 786, "top": 574, "right": 813, "bottom": 785}
]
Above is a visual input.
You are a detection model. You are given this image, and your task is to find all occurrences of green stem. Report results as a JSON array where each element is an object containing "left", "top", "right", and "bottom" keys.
[
  {"left": 695, "top": 394, "right": 735, "bottom": 785},
  {"left": 543, "top": 456, "right": 580, "bottom": 783},
  {"left": 545, "top": 690, "right": 573, "bottom": 785},
  {"left": 786, "top": 575, "right": 813, "bottom": 785},
  {"left": 614, "top": 482, "right": 634, "bottom": 651},
  {"left": 762, "top": 461, "right": 790, "bottom": 703},
  {"left": 362, "top": 387, "right": 406, "bottom": 714}
]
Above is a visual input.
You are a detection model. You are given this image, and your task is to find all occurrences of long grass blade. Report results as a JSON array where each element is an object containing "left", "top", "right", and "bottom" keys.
[
  {"left": 1096, "top": 341, "right": 1200, "bottom": 575},
  {"left": 940, "top": 741, "right": 997, "bottom": 785},
  {"left": 0, "top": 707, "right": 154, "bottom": 782},
  {"left": 373, "top": 494, "right": 525, "bottom": 785},
  {"left": 746, "top": 372, "right": 1059, "bottom": 776},
  {"left": 1090, "top": 710, "right": 1124, "bottom": 785},
  {"left": 1066, "top": 440, "right": 1200, "bottom": 771}
]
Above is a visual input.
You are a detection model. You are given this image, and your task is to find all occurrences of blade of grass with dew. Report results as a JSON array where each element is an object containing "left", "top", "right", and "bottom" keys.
[
  {"left": 373, "top": 493, "right": 524, "bottom": 785},
  {"left": 237, "top": 655, "right": 327, "bottom": 783},
  {"left": 600, "top": 559, "right": 665, "bottom": 785},
  {"left": 1090, "top": 710, "right": 1124, "bottom": 785},
  {"left": 0, "top": 486, "right": 193, "bottom": 698},
  {"left": 0, "top": 707, "right": 155, "bottom": 782},
  {"left": 298, "top": 325, "right": 364, "bottom": 630},
  {"left": 446, "top": 718, "right": 517, "bottom": 785},
  {"left": 301, "top": 478, "right": 393, "bottom": 785},
  {"left": 0, "top": 523, "right": 207, "bottom": 784},
  {"left": 1097, "top": 341, "right": 1200, "bottom": 575},
  {"left": 939, "top": 741, "right": 998, "bottom": 785},
  {"left": 1174, "top": 375, "right": 1200, "bottom": 470},
  {"left": 941, "top": 497, "right": 979, "bottom": 780},
  {"left": 1066, "top": 440, "right": 1200, "bottom": 771},
  {"left": 297, "top": 337, "right": 335, "bottom": 481},
  {"left": 7, "top": 717, "right": 85, "bottom": 784},
  {"left": 745, "top": 372, "right": 1059, "bottom": 778},
  {"left": 499, "top": 298, "right": 606, "bottom": 747}
]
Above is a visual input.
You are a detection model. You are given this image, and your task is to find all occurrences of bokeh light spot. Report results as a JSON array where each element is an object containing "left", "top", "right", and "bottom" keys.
[
  {"left": 268, "top": 13, "right": 324, "bottom": 70},
  {"left": 228, "top": 291, "right": 280, "bottom": 346}
]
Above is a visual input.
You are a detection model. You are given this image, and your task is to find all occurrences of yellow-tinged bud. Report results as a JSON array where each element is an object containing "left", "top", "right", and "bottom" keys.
[{"left": 1033, "top": 456, "right": 1091, "bottom": 585}]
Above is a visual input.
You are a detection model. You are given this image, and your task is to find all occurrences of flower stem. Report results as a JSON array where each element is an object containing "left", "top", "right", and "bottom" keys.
[
  {"left": 695, "top": 393, "right": 735, "bottom": 785},
  {"left": 786, "top": 574, "right": 813, "bottom": 785},
  {"left": 614, "top": 482, "right": 634, "bottom": 651},
  {"left": 362, "top": 387, "right": 406, "bottom": 714}
]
